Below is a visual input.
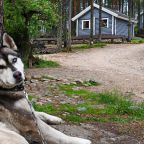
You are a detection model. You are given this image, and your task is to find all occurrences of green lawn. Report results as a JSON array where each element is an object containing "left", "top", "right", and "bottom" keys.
[
  {"left": 72, "top": 42, "right": 106, "bottom": 49},
  {"left": 131, "top": 38, "right": 144, "bottom": 44},
  {"left": 33, "top": 59, "right": 60, "bottom": 68},
  {"left": 31, "top": 82, "right": 144, "bottom": 123}
]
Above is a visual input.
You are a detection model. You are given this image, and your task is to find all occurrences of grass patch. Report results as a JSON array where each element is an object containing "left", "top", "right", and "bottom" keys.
[
  {"left": 33, "top": 58, "right": 60, "bottom": 68},
  {"left": 33, "top": 103, "right": 58, "bottom": 115},
  {"left": 72, "top": 42, "right": 106, "bottom": 49},
  {"left": 32, "top": 84, "right": 144, "bottom": 123},
  {"left": 131, "top": 38, "right": 144, "bottom": 44}
]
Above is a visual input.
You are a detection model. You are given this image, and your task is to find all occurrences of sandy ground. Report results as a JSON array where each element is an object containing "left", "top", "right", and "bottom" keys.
[{"left": 29, "top": 44, "right": 144, "bottom": 102}]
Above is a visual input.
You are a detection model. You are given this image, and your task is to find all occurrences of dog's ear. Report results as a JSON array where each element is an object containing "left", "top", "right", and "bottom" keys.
[{"left": 3, "top": 33, "right": 17, "bottom": 50}]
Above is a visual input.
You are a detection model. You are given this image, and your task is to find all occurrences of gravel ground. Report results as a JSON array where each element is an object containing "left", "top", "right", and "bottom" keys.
[
  {"left": 27, "top": 44, "right": 144, "bottom": 102},
  {"left": 26, "top": 44, "right": 144, "bottom": 144}
]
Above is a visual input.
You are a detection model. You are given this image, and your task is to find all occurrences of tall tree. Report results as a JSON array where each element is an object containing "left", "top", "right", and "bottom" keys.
[
  {"left": 0, "top": 0, "right": 4, "bottom": 47},
  {"left": 90, "top": 0, "right": 94, "bottom": 45},
  {"left": 57, "top": 0, "right": 63, "bottom": 50},
  {"left": 4, "top": 0, "right": 57, "bottom": 66},
  {"left": 83, "top": 0, "right": 86, "bottom": 9},
  {"left": 143, "top": 0, "right": 144, "bottom": 29},
  {"left": 73, "top": 0, "right": 77, "bottom": 16},
  {"left": 137, "top": 0, "right": 141, "bottom": 32},
  {"left": 67, "top": 0, "right": 72, "bottom": 51},
  {"left": 63, "top": 0, "right": 67, "bottom": 48},
  {"left": 128, "top": 0, "right": 132, "bottom": 41},
  {"left": 98, "top": 0, "right": 102, "bottom": 41}
]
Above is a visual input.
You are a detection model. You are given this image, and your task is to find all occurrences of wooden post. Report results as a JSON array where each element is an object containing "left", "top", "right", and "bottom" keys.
[{"left": 0, "top": 0, "right": 4, "bottom": 47}]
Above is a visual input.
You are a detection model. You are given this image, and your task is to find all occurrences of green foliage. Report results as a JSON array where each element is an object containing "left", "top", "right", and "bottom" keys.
[
  {"left": 131, "top": 38, "right": 144, "bottom": 44},
  {"left": 33, "top": 58, "right": 60, "bottom": 68},
  {"left": 4, "top": 0, "right": 58, "bottom": 38}
]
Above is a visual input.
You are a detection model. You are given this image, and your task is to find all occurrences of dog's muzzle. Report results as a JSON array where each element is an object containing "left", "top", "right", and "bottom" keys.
[{"left": 13, "top": 71, "right": 23, "bottom": 83}]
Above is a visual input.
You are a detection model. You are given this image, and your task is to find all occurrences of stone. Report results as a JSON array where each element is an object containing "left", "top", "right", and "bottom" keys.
[
  {"left": 25, "top": 75, "right": 32, "bottom": 81},
  {"left": 61, "top": 79, "right": 69, "bottom": 82},
  {"left": 30, "top": 80, "right": 39, "bottom": 83},
  {"left": 77, "top": 107, "right": 87, "bottom": 112},
  {"left": 32, "top": 75, "right": 41, "bottom": 79},
  {"left": 72, "top": 87, "right": 80, "bottom": 91},
  {"left": 75, "top": 79, "right": 84, "bottom": 85},
  {"left": 70, "top": 82, "right": 77, "bottom": 85}
]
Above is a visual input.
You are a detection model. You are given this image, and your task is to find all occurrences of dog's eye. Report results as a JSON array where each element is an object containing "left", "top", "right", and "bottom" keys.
[{"left": 12, "top": 58, "right": 17, "bottom": 63}]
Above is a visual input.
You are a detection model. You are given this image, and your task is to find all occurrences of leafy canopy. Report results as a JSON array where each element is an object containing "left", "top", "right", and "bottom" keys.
[{"left": 4, "top": 0, "right": 58, "bottom": 38}]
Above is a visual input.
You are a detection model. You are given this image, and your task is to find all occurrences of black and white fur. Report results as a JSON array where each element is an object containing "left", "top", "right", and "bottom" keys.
[{"left": 0, "top": 33, "right": 91, "bottom": 144}]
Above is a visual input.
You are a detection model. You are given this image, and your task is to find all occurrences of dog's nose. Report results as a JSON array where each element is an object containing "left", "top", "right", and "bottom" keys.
[{"left": 13, "top": 71, "right": 22, "bottom": 81}]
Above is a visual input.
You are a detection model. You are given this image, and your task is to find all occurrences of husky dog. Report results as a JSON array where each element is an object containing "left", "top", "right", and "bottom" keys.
[{"left": 0, "top": 33, "right": 91, "bottom": 144}]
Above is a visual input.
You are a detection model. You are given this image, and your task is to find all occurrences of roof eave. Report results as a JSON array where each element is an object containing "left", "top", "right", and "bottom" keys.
[
  {"left": 72, "top": 3, "right": 118, "bottom": 21},
  {"left": 117, "top": 16, "right": 137, "bottom": 23},
  {"left": 71, "top": 3, "right": 136, "bottom": 23},
  {"left": 72, "top": 6, "right": 91, "bottom": 21}
]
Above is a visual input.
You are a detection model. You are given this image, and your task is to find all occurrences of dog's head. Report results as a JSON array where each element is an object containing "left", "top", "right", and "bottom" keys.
[{"left": 0, "top": 33, "right": 25, "bottom": 89}]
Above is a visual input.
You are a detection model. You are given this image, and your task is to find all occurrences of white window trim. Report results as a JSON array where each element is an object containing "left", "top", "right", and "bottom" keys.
[
  {"left": 115, "top": 18, "right": 116, "bottom": 35},
  {"left": 93, "top": 17, "right": 95, "bottom": 35},
  {"left": 76, "top": 19, "right": 79, "bottom": 36},
  {"left": 101, "top": 18, "right": 109, "bottom": 28},
  {"left": 112, "top": 16, "right": 114, "bottom": 35},
  {"left": 82, "top": 20, "right": 91, "bottom": 30}
]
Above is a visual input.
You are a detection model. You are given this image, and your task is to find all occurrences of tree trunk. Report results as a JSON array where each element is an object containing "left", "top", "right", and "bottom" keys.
[
  {"left": 138, "top": 0, "right": 141, "bottom": 32},
  {"left": 143, "top": 0, "right": 144, "bottom": 29},
  {"left": 122, "top": 0, "right": 124, "bottom": 13},
  {"left": 128, "top": 0, "right": 132, "bottom": 41},
  {"left": 67, "top": 0, "right": 72, "bottom": 52},
  {"left": 118, "top": 0, "right": 120, "bottom": 11},
  {"left": 0, "top": 0, "right": 4, "bottom": 47},
  {"left": 98, "top": 0, "right": 102, "bottom": 41},
  {"left": 73, "top": 0, "right": 77, "bottom": 16},
  {"left": 57, "top": 0, "right": 63, "bottom": 51},
  {"left": 77, "top": 1, "right": 80, "bottom": 14},
  {"left": 90, "top": 0, "right": 94, "bottom": 45},
  {"left": 63, "top": 0, "right": 67, "bottom": 48},
  {"left": 83, "top": 0, "right": 86, "bottom": 9}
]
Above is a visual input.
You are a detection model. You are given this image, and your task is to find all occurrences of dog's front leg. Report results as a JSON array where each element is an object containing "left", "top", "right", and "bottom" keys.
[
  {"left": 35, "top": 111, "right": 64, "bottom": 125},
  {"left": 37, "top": 118, "right": 91, "bottom": 144}
]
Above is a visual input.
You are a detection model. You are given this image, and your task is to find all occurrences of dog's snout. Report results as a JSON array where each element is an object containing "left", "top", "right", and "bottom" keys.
[{"left": 13, "top": 71, "right": 22, "bottom": 81}]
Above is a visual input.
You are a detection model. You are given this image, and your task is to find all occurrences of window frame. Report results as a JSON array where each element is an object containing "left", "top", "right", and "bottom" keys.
[
  {"left": 101, "top": 18, "right": 109, "bottom": 28},
  {"left": 82, "top": 20, "right": 91, "bottom": 29}
]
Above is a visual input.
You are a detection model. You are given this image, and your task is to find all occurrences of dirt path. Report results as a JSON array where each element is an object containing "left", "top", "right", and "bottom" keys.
[
  {"left": 28, "top": 44, "right": 144, "bottom": 101},
  {"left": 26, "top": 44, "right": 144, "bottom": 144}
]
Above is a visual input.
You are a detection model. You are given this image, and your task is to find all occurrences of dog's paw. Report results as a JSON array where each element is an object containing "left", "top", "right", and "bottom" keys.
[
  {"left": 35, "top": 111, "right": 64, "bottom": 125},
  {"left": 77, "top": 139, "right": 91, "bottom": 144},
  {"left": 47, "top": 115, "right": 64, "bottom": 125},
  {"left": 70, "top": 137, "right": 91, "bottom": 144}
]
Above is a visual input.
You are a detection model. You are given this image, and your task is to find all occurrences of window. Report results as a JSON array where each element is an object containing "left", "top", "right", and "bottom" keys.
[
  {"left": 82, "top": 20, "right": 90, "bottom": 29},
  {"left": 101, "top": 18, "right": 109, "bottom": 28}
]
